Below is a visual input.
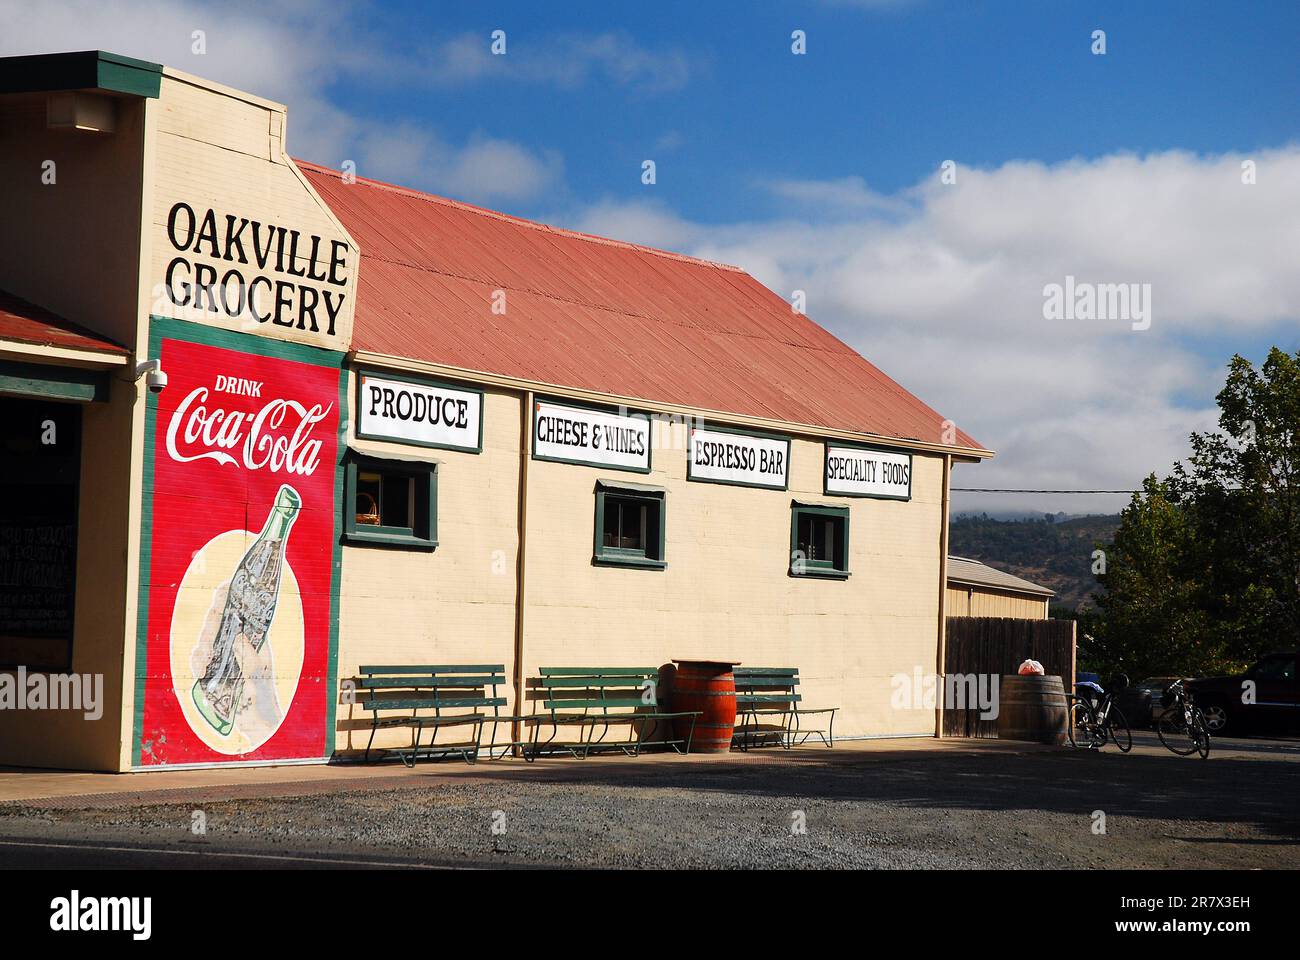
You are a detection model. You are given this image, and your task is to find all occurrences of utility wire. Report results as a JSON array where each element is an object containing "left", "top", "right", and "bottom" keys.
[{"left": 951, "top": 488, "right": 1139, "bottom": 494}]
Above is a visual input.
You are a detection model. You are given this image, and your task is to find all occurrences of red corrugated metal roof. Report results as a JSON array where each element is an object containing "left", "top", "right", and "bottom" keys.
[
  {"left": 0, "top": 288, "right": 128, "bottom": 356},
  {"left": 298, "top": 160, "right": 985, "bottom": 452}
]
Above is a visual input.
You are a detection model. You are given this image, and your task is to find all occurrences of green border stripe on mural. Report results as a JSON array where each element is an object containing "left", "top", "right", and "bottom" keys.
[
  {"left": 325, "top": 367, "right": 348, "bottom": 757},
  {"left": 132, "top": 316, "right": 346, "bottom": 768}
]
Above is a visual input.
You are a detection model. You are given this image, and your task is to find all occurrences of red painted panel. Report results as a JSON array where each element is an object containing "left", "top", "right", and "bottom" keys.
[{"left": 138, "top": 334, "right": 340, "bottom": 766}]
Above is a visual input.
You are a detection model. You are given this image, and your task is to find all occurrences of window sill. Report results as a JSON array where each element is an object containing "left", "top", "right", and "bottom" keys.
[
  {"left": 344, "top": 529, "right": 438, "bottom": 551},
  {"left": 593, "top": 553, "right": 667, "bottom": 570},
  {"left": 789, "top": 566, "right": 850, "bottom": 580}
]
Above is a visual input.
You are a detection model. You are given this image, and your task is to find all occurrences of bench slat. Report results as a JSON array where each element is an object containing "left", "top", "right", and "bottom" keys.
[
  {"left": 362, "top": 697, "right": 505, "bottom": 712},
  {"left": 541, "top": 698, "right": 651, "bottom": 710},
  {"left": 371, "top": 715, "right": 485, "bottom": 728},
  {"left": 360, "top": 676, "right": 504, "bottom": 689},
  {"left": 360, "top": 664, "right": 505, "bottom": 674},
  {"left": 538, "top": 667, "right": 659, "bottom": 677},
  {"left": 737, "top": 694, "right": 803, "bottom": 703},
  {"left": 538, "top": 677, "right": 657, "bottom": 689},
  {"left": 733, "top": 667, "right": 798, "bottom": 676}
]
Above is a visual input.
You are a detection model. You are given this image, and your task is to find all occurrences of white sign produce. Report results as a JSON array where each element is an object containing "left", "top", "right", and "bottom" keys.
[
  {"left": 688, "top": 428, "right": 788, "bottom": 489},
  {"left": 533, "top": 400, "right": 651, "bottom": 471},
  {"left": 357, "top": 373, "right": 481, "bottom": 452},
  {"left": 824, "top": 444, "right": 912, "bottom": 499}
]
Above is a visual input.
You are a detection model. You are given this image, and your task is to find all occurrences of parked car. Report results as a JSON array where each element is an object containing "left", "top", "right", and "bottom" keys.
[
  {"left": 1186, "top": 652, "right": 1298, "bottom": 736},
  {"left": 1113, "top": 676, "right": 1182, "bottom": 728}
]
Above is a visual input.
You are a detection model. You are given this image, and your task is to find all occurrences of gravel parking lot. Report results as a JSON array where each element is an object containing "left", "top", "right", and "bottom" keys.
[{"left": 2, "top": 734, "right": 1298, "bottom": 869}]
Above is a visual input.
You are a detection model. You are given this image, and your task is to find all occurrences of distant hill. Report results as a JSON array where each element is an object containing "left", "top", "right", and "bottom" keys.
[{"left": 948, "top": 513, "right": 1121, "bottom": 611}]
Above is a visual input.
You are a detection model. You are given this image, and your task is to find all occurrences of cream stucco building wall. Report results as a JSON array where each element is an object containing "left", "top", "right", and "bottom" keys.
[
  {"left": 0, "top": 82, "right": 150, "bottom": 771},
  {"left": 946, "top": 585, "right": 1049, "bottom": 620},
  {"left": 333, "top": 384, "right": 522, "bottom": 756},
  {"left": 520, "top": 421, "right": 945, "bottom": 739}
]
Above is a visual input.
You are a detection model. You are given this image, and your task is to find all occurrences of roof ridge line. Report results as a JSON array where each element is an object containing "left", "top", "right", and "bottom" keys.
[{"left": 295, "top": 159, "right": 746, "bottom": 274}]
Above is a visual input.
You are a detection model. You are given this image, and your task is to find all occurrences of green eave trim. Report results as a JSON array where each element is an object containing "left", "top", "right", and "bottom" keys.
[
  {"left": 0, "top": 359, "right": 110, "bottom": 402},
  {"left": 0, "top": 50, "right": 163, "bottom": 99}
]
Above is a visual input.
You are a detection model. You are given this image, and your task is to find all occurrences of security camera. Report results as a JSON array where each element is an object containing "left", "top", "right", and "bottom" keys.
[{"left": 135, "top": 359, "right": 168, "bottom": 394}]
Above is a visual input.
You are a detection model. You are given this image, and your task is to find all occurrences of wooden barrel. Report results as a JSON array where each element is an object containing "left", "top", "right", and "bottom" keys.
[
  {"left": 996, "top": 674, "right": 1067, "bottom": 745},
  {"left": 664, "top": 661, "right": 737, "bottom": 753}
]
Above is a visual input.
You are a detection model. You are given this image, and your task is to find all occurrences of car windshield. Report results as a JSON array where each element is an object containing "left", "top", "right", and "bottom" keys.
[{"left": 1251, "top": 657, "right": 1296, "bottom": 681}]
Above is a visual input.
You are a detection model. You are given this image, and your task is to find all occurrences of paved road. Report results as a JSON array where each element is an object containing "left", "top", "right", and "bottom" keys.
[{"left": 2, "top": 735, "right": 1297, "bottom": 869}]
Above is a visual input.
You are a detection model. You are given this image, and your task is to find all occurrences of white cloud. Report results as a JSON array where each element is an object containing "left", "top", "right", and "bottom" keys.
[
  {"left": 355, "top": 125, "right": 563, "bottom": 204},
  {"left": 760, "top": 176, "right": 912, "bottom": 217},
  {"left": 562, "top": 148, "right": 1300, "bottom": 514},
  {"left": 413, "top": 31, "right": 696, "bottom": 93},
  {"left": 0, "top": 0, "right": 568, "bottom": 203}
]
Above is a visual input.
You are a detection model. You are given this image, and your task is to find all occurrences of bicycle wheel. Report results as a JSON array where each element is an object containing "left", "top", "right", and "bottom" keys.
[
  {"left": 1157, "top": 711, "right": 1200, "bottom": 756},
  {"left": 1191, "top": 708, "right": 1211, "bottom": 759},
  {"left": 1105, "top": 705, "right": 1132, "bottom": 753},
  {"left": 1068, "top": 698, "right": 1098, "bottom": 749}
]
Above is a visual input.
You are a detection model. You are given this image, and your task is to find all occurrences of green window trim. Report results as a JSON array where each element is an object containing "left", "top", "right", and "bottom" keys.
[
  {"left": 342, "top": 452, "right": 438, "bottom": 551},
  {"left": 593, "top": 480, "right": 666, "bottom": 570},
  {"left": 789, "top": 502, "right": 851, "bottom": 579}
]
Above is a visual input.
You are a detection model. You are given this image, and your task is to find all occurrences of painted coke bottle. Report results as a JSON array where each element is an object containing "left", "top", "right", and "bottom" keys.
[{"left": 192, "top": 485, "right": 301, "bottom": 735}]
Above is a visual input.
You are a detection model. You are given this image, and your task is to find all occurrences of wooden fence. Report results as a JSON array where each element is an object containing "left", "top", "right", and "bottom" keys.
[{"left": 942, "top": 616, "right": 1077, "bottom": 738}]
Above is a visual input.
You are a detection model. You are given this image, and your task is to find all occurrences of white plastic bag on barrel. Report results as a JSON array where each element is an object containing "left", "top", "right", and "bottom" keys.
[{"left": 1017, "top": 659, "right": 1045, "bottom": 676}]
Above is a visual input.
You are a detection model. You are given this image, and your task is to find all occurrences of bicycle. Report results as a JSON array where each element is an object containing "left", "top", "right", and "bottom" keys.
[
  {"left": 1066, "top": 677, "right": 1132, "bottom": 752},
  {"left": 1157, "top": 678, "right": 1211, "bottom": 759}
]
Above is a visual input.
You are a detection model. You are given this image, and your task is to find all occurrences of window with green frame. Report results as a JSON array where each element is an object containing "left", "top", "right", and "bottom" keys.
[
  {"left": 593, "top": 480, "right": 666, "bottom": 569},
  {"left": 343, "top": 452, "right": 437, "bottom": 550},
  {"left": 790, "top": 502, "right": 850, "bottom": 578}
]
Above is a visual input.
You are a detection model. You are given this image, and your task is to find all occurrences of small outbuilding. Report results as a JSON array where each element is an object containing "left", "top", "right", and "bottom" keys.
[{"left": 945, "top": 556, "right": 1054, "bottom": 620}]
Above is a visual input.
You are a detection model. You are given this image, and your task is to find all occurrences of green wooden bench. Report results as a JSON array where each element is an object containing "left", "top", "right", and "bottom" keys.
[
  {"left": 359, "top": 664, "right": 519, "bottom": 766},
  {"left": 733, "top": 667, "right": 838, "bottom": 750},
  {"left": 523, "top": 667, "right": 700, "bottom": 761}
]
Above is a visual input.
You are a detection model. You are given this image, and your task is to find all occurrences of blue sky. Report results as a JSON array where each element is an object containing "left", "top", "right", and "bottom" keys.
[
  {"left": 8, "top": 0, "right": 1300, "bottom": 515},
  {"left": 324, "top": 0, "right": 1300, "bottom": 226}
]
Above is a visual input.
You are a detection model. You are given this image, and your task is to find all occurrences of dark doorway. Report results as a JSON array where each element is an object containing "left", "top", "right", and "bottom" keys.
[{"left": 0, "top": 396, "right": 81, "bottom": 670}]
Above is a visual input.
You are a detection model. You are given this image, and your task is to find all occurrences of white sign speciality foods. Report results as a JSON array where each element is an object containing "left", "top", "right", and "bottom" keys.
[{"left": 824, "top": 444, "right": 911, "bottom": 499}]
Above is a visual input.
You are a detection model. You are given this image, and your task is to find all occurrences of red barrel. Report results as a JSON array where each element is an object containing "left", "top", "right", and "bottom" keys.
[{"left": 664, "top": 660, "right": 737, "bottom": 753}]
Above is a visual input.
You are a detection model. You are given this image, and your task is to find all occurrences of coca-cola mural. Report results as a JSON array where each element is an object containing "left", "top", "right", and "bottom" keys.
[{"left": 135, "top": 319, "right": 343, "bottom": 766}]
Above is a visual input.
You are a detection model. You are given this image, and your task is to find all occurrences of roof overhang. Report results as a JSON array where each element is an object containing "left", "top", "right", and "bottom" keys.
[
  {"left": 946, "top": 574, "right": 1054, "bottom": 598},
  {"left": 0, "top": 50, "right": 163, "bottom": 99}
]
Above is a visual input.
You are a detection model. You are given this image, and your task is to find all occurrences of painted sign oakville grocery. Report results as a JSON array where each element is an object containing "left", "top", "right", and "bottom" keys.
[
  {"left": 533, "top": 400, "right": 651, "bottom": 472},
  {"left": 136, "top": 320, "right": 342, "bottom": 766},
  {"left": 688, "top": 427, "right": 789, "bottom": 489},
  {"left": 824, "top": 444, "right": 912, "bottom": 500},
  {"left": 160, "top": 201, "right": 351, "bottom": 341},
  {"left": 356, "top": 371, "right": 483, "bottom": 452}
]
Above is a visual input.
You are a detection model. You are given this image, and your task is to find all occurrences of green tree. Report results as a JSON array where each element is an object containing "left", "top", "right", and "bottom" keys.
[
  {"left": 1090, "top": 476, "right": 1216, "bottom": 678},
  {"left": 1091, "top": 348, "right": 1300, "bottom": 677}
]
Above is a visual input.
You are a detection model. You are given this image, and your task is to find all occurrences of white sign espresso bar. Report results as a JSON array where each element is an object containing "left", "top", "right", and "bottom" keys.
[
  {"left": 824, "top": 444, "right": 912, "bottom": 499},
  {"left": 357, "top": 372, "right": 481, "bottom": 452},
  {"left": 689, "top": 428, "right": 788, "bottom": 489},
  {"left": 533, "top": 400, "right": 651, "bottom": 471}
]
